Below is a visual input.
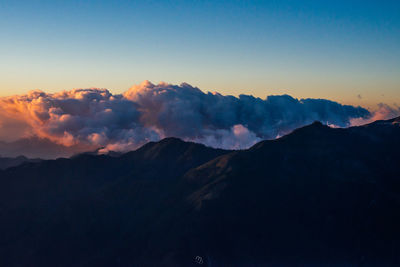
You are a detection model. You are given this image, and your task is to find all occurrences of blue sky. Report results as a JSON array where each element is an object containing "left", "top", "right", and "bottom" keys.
[{"left": 1, "top": 0, "right": 399, "bottom": 107}]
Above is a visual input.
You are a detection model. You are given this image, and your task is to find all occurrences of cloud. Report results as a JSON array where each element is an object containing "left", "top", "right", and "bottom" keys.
[
  {"left": 350, "top": 103, "right": 400, "bottom": 126},
  {"left": 0, "top": 81, "right": 380, "bottom": 157},
  {"left": 192, "top": 124, "right": 261, "bottom": 150}
]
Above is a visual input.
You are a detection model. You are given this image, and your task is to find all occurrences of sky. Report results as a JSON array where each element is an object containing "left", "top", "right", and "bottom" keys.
[{"left": 0, "top": 0, "right": 399, "bottom": 108}]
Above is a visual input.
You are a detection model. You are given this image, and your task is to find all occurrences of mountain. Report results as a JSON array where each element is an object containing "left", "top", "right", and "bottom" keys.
[
  {"left": 176, "top": 119, "right": 400, "bottom": 265},
  {"left": 0, "top": 118, "right": 399, "bottom": 266},
  {"left": 0, "top": 136, "right": 92, "bottom": 159},
  {"left": 0, "top": 156, "right": 42, "bottom": 170}
]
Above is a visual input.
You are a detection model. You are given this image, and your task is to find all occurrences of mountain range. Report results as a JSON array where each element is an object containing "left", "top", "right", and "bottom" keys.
[
  {"left": 0, "top": 156, "right": 42, "bottom": 170},
  {"left": 0, "top": 137, "right": 92, "bottom": 159},
  {"left": 0, "top": 117, "right": 399, "bottom": 266}
]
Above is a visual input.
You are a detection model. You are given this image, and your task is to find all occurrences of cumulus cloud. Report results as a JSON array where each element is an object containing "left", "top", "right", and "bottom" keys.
[
  {"left": 0, "top": 88, "right": 160, "bottom": 150},
  {"left": 0, "top": 80, "right": 385, "bottom": 157}
]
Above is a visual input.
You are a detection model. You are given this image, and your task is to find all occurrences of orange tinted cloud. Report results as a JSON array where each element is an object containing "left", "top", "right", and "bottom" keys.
[{"left": 350, "top": 103, "right": 400, "bottom": 126}]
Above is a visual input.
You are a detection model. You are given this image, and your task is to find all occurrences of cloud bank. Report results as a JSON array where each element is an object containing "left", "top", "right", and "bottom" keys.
[{"left": 1, "top": 81, "right": 392, "bottom": 157}]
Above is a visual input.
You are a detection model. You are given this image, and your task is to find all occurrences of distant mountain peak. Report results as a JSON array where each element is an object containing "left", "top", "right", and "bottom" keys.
[
  {"left": 157, "top": 137, "right": 186, "bottom": 145},
  {"left": 311, "top": 120, "right": 324, "bottom": 126},
  {"left": 283, "top": 120, "right": 330, "bottom": 137},
  {"left": 0, "top": 155, "right": 42, "bottom": 170}
]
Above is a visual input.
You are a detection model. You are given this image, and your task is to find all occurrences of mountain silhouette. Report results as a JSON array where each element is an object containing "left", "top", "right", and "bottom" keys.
[
  {"left": 0, "top": 155, "right": 42, "bottom": 170},
  {"left": 0, "top": 118, "right": 399, "bottom": 266},
  {"left": 0, "top": 136, "right": 92, "bottom": 159}
]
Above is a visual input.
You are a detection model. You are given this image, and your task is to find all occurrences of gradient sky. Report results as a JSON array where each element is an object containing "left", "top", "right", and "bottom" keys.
[{"left": 1, "top": 0, "right": 399, "bottom": 108}]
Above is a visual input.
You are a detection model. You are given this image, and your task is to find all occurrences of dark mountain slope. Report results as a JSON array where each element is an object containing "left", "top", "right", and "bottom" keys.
[
  {"left": 118, "top": 137, "right": 230, "bottom": 180},
  {"left": 0, "top": 138, "right": 229, "bottom": 266},
  {"left": 166, "top": 119, "right": 400, "bottom": 265},
  {"left": 0, "top": 118, "right": 399, "bottom": 266}
]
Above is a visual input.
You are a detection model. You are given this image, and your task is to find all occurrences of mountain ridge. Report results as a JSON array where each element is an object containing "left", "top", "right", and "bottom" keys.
[
  {"left": 0, "top": 117, "right": 399, "bottom": 266},
  {"left": 0, "top": 155, "right": 42, "bottom": 170}
]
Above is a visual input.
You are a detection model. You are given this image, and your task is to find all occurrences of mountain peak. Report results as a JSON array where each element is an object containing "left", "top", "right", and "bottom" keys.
[
  {"left": 311, "top": 120, "right": 323, "bottom": 126},
  {"left": 285, "top": 120, "right": 330, "bottom": 138},
  {"left": 158, "top": 137, "right": 186, "bottom": 145}
]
